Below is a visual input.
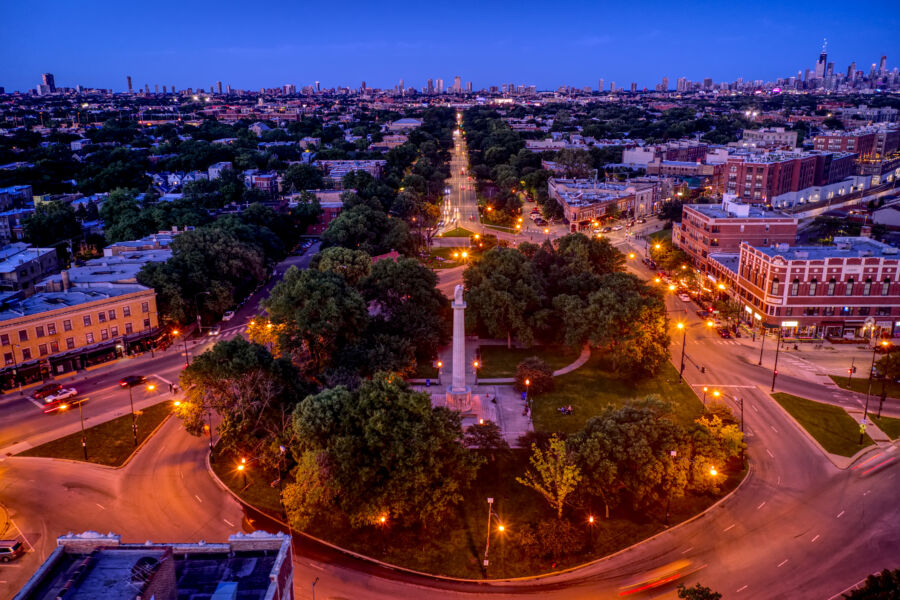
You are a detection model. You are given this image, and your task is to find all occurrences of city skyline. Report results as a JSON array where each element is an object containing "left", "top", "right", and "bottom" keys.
[{"left": 2, "top": 0, "right": 899, "bottom": 92}]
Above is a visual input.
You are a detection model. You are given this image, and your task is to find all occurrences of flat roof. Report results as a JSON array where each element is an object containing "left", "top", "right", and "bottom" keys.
[
  {"left": 751, "top": 238, "right": 899, "bottom": 260},
  {"left": 0, "top": 245, "right": 55, "bottom": 274},
  {"left": 0, "top": 284, "right": 149, "bottom": 321},
  {"left": 685, "top": 203, "right": 792, "bottom": 220},
  {"left": 709, "top": 253, "right": 740, "bottom": 275}
]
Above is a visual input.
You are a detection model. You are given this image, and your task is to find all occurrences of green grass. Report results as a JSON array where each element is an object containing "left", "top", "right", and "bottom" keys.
[
  {"left": 533, "top": 358, "right": 703, "bottom": 434},
  {"left": 412, "top": 361, "right": 439, "bottom": 380},
  {"left": 829, "top": 375, "right": 900, "bottom": 401},
  {"left": 872, "top": 415, "right": 900, "bottom": 440},
  {"left": 439, "top": 227, "right": 476, "bottom": 238},
  {"left": 648, "top": 229, "right": 672, "bottom": 243},
  {"left": 477, "top": 345, "right": 582, "bottom": 378},
  {"left": 422, "top": 247, "right": 466, "bottom": 269},
  {"left": 211, "top": 447, "right": 285, "bottom": 517},
  {"left": 772, "top": 393, "right": 874, "bottom": 457},
  {"left": 19, "top": 402, "right": 173, "bottom": 467}
]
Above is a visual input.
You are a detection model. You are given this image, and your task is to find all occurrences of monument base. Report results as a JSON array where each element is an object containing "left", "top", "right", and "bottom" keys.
[{"left": 446, "top": 386, "right": 475, "bottom": 415}]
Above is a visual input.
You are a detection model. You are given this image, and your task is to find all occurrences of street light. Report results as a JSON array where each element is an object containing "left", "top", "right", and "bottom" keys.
[
  {"left": 237, "top": 458, "right": 247, "bottom": 487},
  {"left": 473, "top": 360, "right": 480, "bottom": 384},
  {"left": 172, "top": 329, "right": 190, "bottom": 368},
  {"left": 676, "top": 322, "right": 687, "bottom": 380},
  {"left": 483, "top": 498, "right": 505, "bottom": 574},
  {"left": 524, "top": 378, "right": 531, "bottom": 410},
  {"left": 702, "top": 386, "right": 708, "bottom": 404},
  {"left": 771, "top": 326, "right": 783, "bottom": 392},
  {"left": 125, "top": 382, "right": 153, "bottom": 447},
  {"left": 863, "top": 340, "right": 891, "bottom": 426},
  {"left": 194, "top": 291, "right": 211, "bottom": 333},
  {"left": 61, "top": 399, "right": 89, "bottom": 460}
]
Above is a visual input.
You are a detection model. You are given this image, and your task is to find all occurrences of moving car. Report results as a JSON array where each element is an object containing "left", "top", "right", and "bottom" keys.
[
  {"left": 43, "top": 395, "right": 86, "bottom": 414},
  {"left": 678, "top": 294, "right": 691, "bottom": 302},
  {"left": 612, "top": 225, "right": 623, "bottom": 231},
  {"left": 43, "top": 387, "right": 77, "bottom": 404},
  {"left": 717, "top": 328, "right": 732, "bottom": 339},
  {"left": 222, "top": 310, "right": 235, "bottom": 321},
  {"left": 32, "top": 382, "right": 62, "bottom": 400},
  {"left": 0, "top": 540, "right": 25, "bottom": 562},
  {"left": 119, "top": 375, "right": 147, "bottom": 388},
  {"left": 618, "top": 559, "right": 696, "bottom": 596}
]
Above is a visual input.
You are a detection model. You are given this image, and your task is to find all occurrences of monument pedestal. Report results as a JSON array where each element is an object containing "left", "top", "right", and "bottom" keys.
[{"left": 446, "top": 386, "right": 475, "bottom": 414}]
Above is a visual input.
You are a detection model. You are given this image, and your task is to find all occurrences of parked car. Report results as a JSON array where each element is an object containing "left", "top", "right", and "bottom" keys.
[
  {"left": 32, "top": 383, "right": 62, "bottom": 400},
  {"left": 601, "top": 226, "right": 612, "bottom": 233},
  {"left": 636, "top": 218, "right": 647, "bottom": 224},
  {"left": 678, "top": 294, "right": 691, "bottom": 302},
  {"left": 222, "top": 310, "right": 235, "bottom": 321},
  {"left": 612, "top": 225, "right": 623, "bottom": 231},
  {"left": 717, "top": 328, "right": 732, "bottom": 339},
  {"left": 0, "top": 540, "right": 25, "bottom": 562},
  {"left": 119, "top": 375, "right": 147, "bottom": 388}
]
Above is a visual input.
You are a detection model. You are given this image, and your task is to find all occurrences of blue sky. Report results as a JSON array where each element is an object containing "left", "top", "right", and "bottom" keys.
[{"left": 2, "top": 0, "right": 898, "bottom": 92}]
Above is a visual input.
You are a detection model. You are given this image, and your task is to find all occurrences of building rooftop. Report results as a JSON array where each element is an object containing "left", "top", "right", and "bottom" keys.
[
  {"left": 708, "top": 252, "right": 740, "bottom": 275},
  {"left": 686, "top": 200, "right": 793, "bottom": 220},
  {"left": 0, "top": 284, "right": 149, "bottom": 321},
  {"left": 751, "top": 237, "right": 899, "bottom": 260},
  {"left": 0, "top": 244, "right": 55, "bottom": 274}
]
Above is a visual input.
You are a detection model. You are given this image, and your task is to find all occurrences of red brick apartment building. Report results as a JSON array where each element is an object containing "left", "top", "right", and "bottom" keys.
[
  {"left": 724, "top": 151, "right": 856, "bottom": 204},
  {"left": 672, "top": 199, "right": 798, "bottom": 271}
]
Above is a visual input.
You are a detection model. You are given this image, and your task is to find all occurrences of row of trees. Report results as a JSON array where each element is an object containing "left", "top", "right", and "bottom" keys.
[{"left": 464, "top": 233, "right": 670, "bottom": 376}]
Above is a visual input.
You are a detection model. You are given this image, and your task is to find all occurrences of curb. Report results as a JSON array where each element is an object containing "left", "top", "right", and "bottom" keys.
[{"left": 204, "top": 448, "right": 753, "bottom": 584}]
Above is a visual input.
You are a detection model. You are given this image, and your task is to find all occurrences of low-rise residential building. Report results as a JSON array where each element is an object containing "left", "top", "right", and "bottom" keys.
[
  {"left": 0, "top": 208, "right": 34, "bottom": 244},
  {"left": 208, "top": 161, "right": 233, "bottom": 179},
  {"left": 317, "top": 160, "right": 386, "bottom": 188},
  {"left": 731, "top": 237, "right": 899, "bottom": 339},
  {"left": 37, "top": 250, "right": 171, "bottom": 293},
  {"left": 740, "top": 127, "right": 799, "bottom": 149},
  {"left": 388, "top": 117, "right": 422, "bottom": 131},
  {"left": 14, "top": 531, "right": 293, "bottom": 600},
  {"left": 0, "top": 185, "right": 33, "bottom": 210},
  {"left": 104, "top": 229, "right": 185, "bottom": 257},
  {"left": 548, "top": 178, "right": 657, "bottom": 229},
  {"left": 0, "top": 243, "right": 59, "bottom": 293},
  {"left": 0, "top": 280, "right": 158, "bottom": 386},
  {"left": 287, "top": 189, "right": 346, "bottom": 234},
  {"left": 814, "top": 129, "right": 879, "bottom": 159},
  {"left": 673, "top": 198, "right": 798, "bottom": 270},
  {"left": 622, "top": 141, "right": 708, "bottom": 168}
]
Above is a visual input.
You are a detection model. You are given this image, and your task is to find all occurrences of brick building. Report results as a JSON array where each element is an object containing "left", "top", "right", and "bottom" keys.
[
  {"left": 672, "top": 199, "right": 798, "bottom": 271},
  {"left": 724, "top": 151, "right": 857, "bottom": 206},
  {"left": 548, "top": 178, "right": 658, "bottom": 229},
  {"left": 732, "top": 237, "right": 899, "bottom": 339},
  {"left": 814, "top": 130, "right": 878, "bottom": 159}
]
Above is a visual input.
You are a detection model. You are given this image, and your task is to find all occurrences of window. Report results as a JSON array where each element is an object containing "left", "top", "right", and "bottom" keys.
[
  {"left": 38, "top": 344, "right": 48, "bottom": 356},
  {"left": 100, "top": 329, "right": 109, "bottom": 341},
  {"left": 882, "top": 279, "right": 891, "bottom": 296},
  {"left": 47, "top": 322, "right": 56, "bottom": 335},
  {"left": 18, "top": 329, "right": 28, "bottom": 342},
  {"left": 141, "top": 302, "right": 149, "bottom": 313},
  {"left": 63, "top": 319, "right": 72, "bottom": 332},
  {"left": 122, "top": 306, "right": 131, "bottom": 317},
  {"left": 98, "top": 312, "right": 106, "bottom": 323},
  {"left": 111, "top": 326, "right": 119, "bottom": 337},
  {"left": 85, "top": 332, "right": 94, "bottom": 344},
  {"left": 840, "top": 306, "right": 852, "bottom": 315},
  {"left": 785, "top": 307, "right": 793, "bottom": 316},
  {"left": 66, "top": 337, "right": 75, "bottom": 350},
  {"left": 108, "top": 309, "right": 116, "bottom": 321},
  {"left": 803, "top": 307, "right": 819, "bottom": 316},
  {"left": 827, "top": 279, "right": 836, "bottom": 296},
  {"left": 143, "top": 318, "right": 151, "bottom": 329},
  {"left": 876, "top": 307, "right": 891, "bottom": 316},
  {"left": 3, "top": 352, "right": 12, "bottom": 365},
  {"left": 83, "top": 315, "right": 92, "bottom": 327},
  {"left": 845, "top": 278, "right": 854, "bottom": 296},
  {"left": 863, "top": 278, "right": 872, "bottom": 296},
  {"left": 21, "top": 348, "right": 31, "bottom": 360},
  {"left": 36, "top": 326, "right": 45, "bottom": 338},
  {"left": 0, "top": 334, "right": 8, "bottom": 346},
  {"left": 823, "top": 307, "right": 835, "bottom": 316},
  {"left": 809, "top": 278, "right": 817, "bottom": 296},
  {"left": 125, "top": 323, "right": 133, "bottom": 334},
  {"left": 858, "top": 307, "right": 870, "bottom": 316},
  {"left": 771, "top": 279, "right": 780, "bottom": 294},
  {"left": 790, "top": 279, "right": 800, "bottom": 296},
  {"left": 50, "top": 341, "right": 59, "bottom": 353}
]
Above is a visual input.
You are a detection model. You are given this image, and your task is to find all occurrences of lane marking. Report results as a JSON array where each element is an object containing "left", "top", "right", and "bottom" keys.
[
  {"left": 863, "top": 490, "right": 871, "bottom": 496},
  {"left": 777, "top": 475, "right": 781, "bottom": 485},
  {"left": 836, "top": 510, "right": 845, "bottom": 518},
  {"left": 681, "top": 546, "right": 693, "bottom": 554},
  {"left": 770, "top": 425, "right": 778, "bottom": 433},
  {"left": 778, "top": 559, "right": 789, "bottom": 567},
  {"left": 852, "top": 453, "right": 883, "bottom": 470},
  {"left": 811, "top": 534, "right": 820, "bottom": 542},
  {"left": 223, "top": 518, "right": 234, "bottom": 527},
  {"left": 757, "top": 501, "right": 766, "bottom": 510},
  {"left": 863, "top": 457, "right": 897, "bottom": 475},
  {"left": 95, "top": 503, "right": 106, "bottom": 510},
  {"left": 194, "top": 494, "right": 202, "bottom": 503},
  {"left": 736, "top": 585, "right": 748, "bottom": 593},
  {"left": 751, "top": 404, "right": 759, "bottom": 413},
  {"left": 723, "top": 524, "right": 736, "bottom": 532},
  {"left": 766, "top": 448, "right": 774, "bottom": 458}
]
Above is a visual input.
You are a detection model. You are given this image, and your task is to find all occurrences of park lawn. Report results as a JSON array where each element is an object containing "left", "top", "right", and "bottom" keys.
[
  {"left": 829, "top": 375, "right": 900, "bottom": 400},
  {"left": 412, "top": 361, "right": 439, "bottom": 380},
  {"left": 872, "top": 415, "right": 900, "bottom": 440},
  {"left": 648, "top": 229, "right": 672, "bottom": 243},
  {"left": 477, "top": 345, "right": 582, "bottom": 378},
  {"left": 439, "top": 227, "right": 476, "bottom": 238},
  {"left": 211, "top": 447, "right": 284, "bottom": 518},
  {"left": 772, "top": 393, "right": 874, "bottom": 457},
  {"left": 533, "top": 358, "right": 703, "bottom": 434},
  {"left": 422, "top": 247, "right": 465, "bottom": 269},
  {"left": 19, "top": 402, "right": 173, "bottom": 467}
]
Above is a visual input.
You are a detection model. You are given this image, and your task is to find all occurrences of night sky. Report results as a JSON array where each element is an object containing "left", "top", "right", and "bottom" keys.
[{"left": 2, "top": 0, "right": 898, "bottom": 92}]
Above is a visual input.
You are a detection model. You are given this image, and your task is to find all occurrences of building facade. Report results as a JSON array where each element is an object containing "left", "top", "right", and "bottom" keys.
[
  {"left": 548, "top": 178, "right": 657, "bottom": 229},
  {"left": 724, "top": 151, "right": 856, "bottom": 205},
  {"left": 0, "top": 243, "right": 59, "bottom": 293}
]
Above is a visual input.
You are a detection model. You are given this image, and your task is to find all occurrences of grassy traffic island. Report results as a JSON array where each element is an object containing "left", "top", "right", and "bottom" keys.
[
  {"left": 829, "top": 374, "right": 900, "bottom": 401},
  {"left": 212, "top": 355, "right": 746, "bottom": 579},
  {"left": 18, "top": 402, "right": 174, "bottom": 467},
  {"left": 771, "top": 393, "right": 874, "bottom": 457}
]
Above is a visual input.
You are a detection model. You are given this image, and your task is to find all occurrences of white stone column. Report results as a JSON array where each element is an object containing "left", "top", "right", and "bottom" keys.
[{"left": 450, "top": 284, "right": 467, "bottom": 392}]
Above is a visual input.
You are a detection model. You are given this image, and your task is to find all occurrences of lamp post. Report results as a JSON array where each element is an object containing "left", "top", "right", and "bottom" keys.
[
  {"left": 483, "top": 498, "right": 505, "bottom": 574},
  {"left": 758, "top": 325, "right": 767, "bottom": 366},
  {"left": 770, "top": 326, "right": 783, "bottom": 392},
  {"left": 194, "top": 291, "right": 211, "bottom": 334},
  {"left": 588, "top": 515, "right": 596, "bottom": 549},
  {"left": 864, "top": 340, "right": 890, "bottom": 425},
  {"left": 676, "top": 322, "right": 687, "bottom": 380},
  {"left": 664, "top": 450, "right": 677, "bottom": 525},
  {"left": 524, "top": 378, "right": 531, "bottom": 411},
  {"left": 127, "top": 385, "right": 138, "bottom": 447},
  {"left": 10, "top": 343, "right": 23, "bottom": 393},
  {"left": 473, "top": 360, "right": 480, "bottom": 385},
  {"left": 172, "top": 329, "right": 190, "bottom": 368}
]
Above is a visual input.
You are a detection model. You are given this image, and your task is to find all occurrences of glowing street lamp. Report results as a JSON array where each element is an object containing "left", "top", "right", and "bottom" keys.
[
  {"left": 709, "top": 467, "right": 718, "bottom": 477},
  {"left": 483, "top": 498, "right": 505, "bottom": 572},
  {"left": 676, "top": 322, "right": 687, "bottom": 380}
]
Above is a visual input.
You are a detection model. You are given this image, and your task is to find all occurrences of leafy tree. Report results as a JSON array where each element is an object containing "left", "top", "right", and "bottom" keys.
[
  {"left": 517, "top": 435, "right": 582, "bottom": 518},
  {"left": 515, "top": 356, "right": 554, "bottom": 394},
  {"left": 286, "top": 373, "right": 482, "bottom": 528},
  {"left": 100, "top": 188, "right": 153, "bottom": 242},
  {"left": 515, "top": 520, "right": 585, "bottom": 561},
  {"left": 283, "top": 164, "right": 325, "bottom": 192},
  {"left": 23, "top": 200, "right": 82, "bottom": 249},
  {"left": 555, "top": 148, "right": 594, "bottom": 178},
  {"left": 678, "top": 583, "right": 723, "bottom": 600},
  {"left": 843, "top": 568, "right": 900, "bottom": 599},
  {"left": 262, "top": 266, "right": 368, "bottom": 376},
  {"left": 177, "top": 337, "right": 306, "bottom": 468},
  {"left": 464, "top": 420, "right": 510, "bottom": 463},
  {"left": 685, "top": 415, "right": 744, "bottom": 493},
  {"left": 313, "top": 246, "right": 372, "bottom": 286},
  {"left": 321, "top": 204, "right": 413, "bottom": 256}
]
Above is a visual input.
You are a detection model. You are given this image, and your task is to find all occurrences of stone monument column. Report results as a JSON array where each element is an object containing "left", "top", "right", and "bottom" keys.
[{"left": 447, "top": 284, "right": 472, "bottom": 411}]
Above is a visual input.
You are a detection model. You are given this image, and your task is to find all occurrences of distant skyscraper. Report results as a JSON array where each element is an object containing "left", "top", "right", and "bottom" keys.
[
  {"left": 880, "top": 55, "right": 887, "bottom": 76},
  {"left": 661, "top": 77, "right": 669, "bottom": 91},
  {"left": 144, "top": 83, "right": 149, "bottom": 93},
  {"left": 163, "top": 85, "right": 167, "bottom": 93},
  {"left": 126, "top": 75, "right": 132, "bottom": 93},
  {"left": 155, "top": 84, "right": 159, "bottom": 93},
  {"left": 399, "top": 79, "right": 404, "bottom": 94},
  {"left": 42, "top": 73, "right": 56, "bottom": 92},
  {"left": 436, "top": 79, "right": 444, "bottom": 93},
  {"left": 703, "top": 77, "right": 713, "bottom": 89},
  {"left": 361, "top": 80, "right": 366, "bottom": 92},
  {"left": 598, "top": 78, "right": 604, "bottom": 92},
  {"left": 226, "top": 84, "right": 231, "bottom": 94},
  {"left": 676, "top": 77, "right": 687, "bottom": 92},
  {"left": 847, "top": 62, "right": 856, "bottom": 78},
  {"left": 610, "top": 81, "right": 616, "bottom": 92},
  {"left": 216, "top": 81, "right": 223, "bottom": 94},
  {"left": 453, "top": 75, "right": 461, "bottom": 92},
  {"left": 814, "top": 39, "right": 827, "bottom": 79},
  {"left": 427, "top": 78, "right": 434, "bottom": 94},
  {"left": 630, "top": 82, "right": 637, "bottom": 92},
  {"left": 466, "top": 81, "right": 472, "bottom": 93},
  {"left": 315, "top": 81, "right": 320, "bottom": 92}
]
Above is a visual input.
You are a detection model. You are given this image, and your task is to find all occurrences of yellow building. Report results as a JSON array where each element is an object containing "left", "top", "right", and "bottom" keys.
[{"left": 0, "top": 283, "right": 158, "bottom": 387}]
